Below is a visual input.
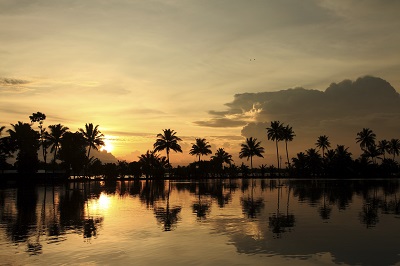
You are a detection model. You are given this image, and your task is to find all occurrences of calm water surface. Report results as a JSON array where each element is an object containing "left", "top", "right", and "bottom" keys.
[{"left": 0, "top": 179, "right": 399, "bottom": 265}]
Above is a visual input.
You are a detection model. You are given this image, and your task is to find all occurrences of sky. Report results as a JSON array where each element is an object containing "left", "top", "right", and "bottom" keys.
[{"left": 1, "top": 0, "right": 400, "bottom": 166}]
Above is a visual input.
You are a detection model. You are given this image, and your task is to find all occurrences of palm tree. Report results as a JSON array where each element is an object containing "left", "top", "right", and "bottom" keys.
[
  {"left": 7, "top": 122, "right": 40, "bottom": 173},
  {"left": 316, "top": 135, "right": 331, "bottom": 159},
  {"left": 356, "top": 128, "right": 376, "bottom": 151},
  {"left": 153, "top": 129, "right": 182, "bottom": 166},
  {"left": 267, "top": 121, "right": 284, "bottom": 169},
  {"left": 282, "top": 125, "right": 295, "bottom": 168},
  {"left": 29, "top": 112, "right": 48, "bottom": 166},
  {"left": 189, "top": 138, "right": 212, "bottom": 162},
  {"left": 305, "top": 148, "right": 322, "bottom": 176},
  {"left": 363, "top": 145, "right": 381, "bottom": 164},
  {"left": 138, "top": 150, "right": 167, "bottom": 178},
  {"left": 211, "top": 148, "right": 233, "bottom": 170},
  {"left": 46, "top": 124, "right": 69, "bottom": 172},
  {"left": 239, "top": 137, "right": 265, "bottom": 169},
  {"left": 377, "top": 140, "right": 390, "bottom": 160},
  {"left": 388, "top": 138, "right": 400, "bottom": 160},
  {"left": 79, "top": 123, "right": 105, "bottom": 161}
]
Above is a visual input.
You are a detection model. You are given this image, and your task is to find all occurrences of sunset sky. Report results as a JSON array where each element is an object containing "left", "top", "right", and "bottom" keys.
[{"left": 1, "top": 0, "right": 400, "bottom": 166}]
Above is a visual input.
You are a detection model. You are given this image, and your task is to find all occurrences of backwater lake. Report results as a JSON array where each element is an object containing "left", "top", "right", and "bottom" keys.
[{"left": 0, "top": 178, "right": 399, "bottom": 265}]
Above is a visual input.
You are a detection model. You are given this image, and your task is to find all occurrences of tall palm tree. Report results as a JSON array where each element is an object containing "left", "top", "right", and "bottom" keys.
[
  {"left": 282, "top": 125, "right": 295, "bottom": 168},
  {"left": 153, "top": 129, "right": 182, "bottom": 166},
  {"left": 79, "top": 123, "right": 105, "bottom": 162},
  {"left": 356, "top": 128, "right": 376, "bottom": 151},
  {"left": 7, "top": 122, "right": 40, "bottom": 173},
  {"left": 29, "top": 112, "right": 48, "bottom": 166},
  {"left": 377, "top": 139, "right": 390, "bottom": 160},
  {"left": 189, "top": 138, "right": 212, "bottom": 162},
  {"left": 316, "top": 135, "right": 331, "bottom": 159},
  {"left": 388, "top": 138, "right": 400, "bottom": 160},
  {"left": 267, "top": 121, "right": 284, "bottom": 169},
  {"left": 239, "top": 137, "right": 265, "bottom": 169},
  {"left": 46, "top": 124, "right": 69, "bottom": 171},
  {"left": 211, "top": 148, "right": 233, "bottom": 170}
]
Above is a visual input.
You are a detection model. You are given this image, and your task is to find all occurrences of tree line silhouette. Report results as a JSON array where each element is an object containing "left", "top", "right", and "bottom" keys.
[{"left": 0, "top": 112, "right": 399, "bottom": 179}]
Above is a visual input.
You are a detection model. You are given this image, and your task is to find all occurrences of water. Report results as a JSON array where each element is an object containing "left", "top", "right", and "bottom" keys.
[{"left": 0, "top": 179, "right": 399, "bottom": 265}]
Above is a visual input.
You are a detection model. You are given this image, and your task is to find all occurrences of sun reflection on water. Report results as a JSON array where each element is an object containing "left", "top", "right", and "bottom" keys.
[{"left": 87, "top": 193, "right": 112, "bottom": 215}]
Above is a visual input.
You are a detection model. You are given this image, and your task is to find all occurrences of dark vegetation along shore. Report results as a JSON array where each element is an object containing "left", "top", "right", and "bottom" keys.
[{"left": 0, "top": 112, "right": 399, "bottom": 182}]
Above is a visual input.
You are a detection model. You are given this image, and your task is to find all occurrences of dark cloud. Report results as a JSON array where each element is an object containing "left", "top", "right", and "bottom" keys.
[
  {"left": 198, "top": 76, "right": 400, "bottom": 158},
  {"left": 0, "top": 78, "right": 30, "bottom": 85},
  {"left": 194, "top": 118, "right": 247, "bottom": 128}
]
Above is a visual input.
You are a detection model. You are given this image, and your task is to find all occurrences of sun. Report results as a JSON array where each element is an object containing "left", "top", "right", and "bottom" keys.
[{"left": 101, "top": 138, "right": 114, "bottom": 153}]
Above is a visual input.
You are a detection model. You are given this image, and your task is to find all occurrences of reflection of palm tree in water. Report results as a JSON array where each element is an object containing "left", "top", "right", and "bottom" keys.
[
  {"left": 83, "top": 188, "right": 102, "bottom": 239},
  {"left": 192, "top": 182, "right": 210, "bottom": 220},
  {"left": 269, "top": 181, "right": 295, "bottom": 238},
  {"left": 154, "top": 181, "right": 181, "bottom": 231},
  {"left": 47, "top": 186, "right": 64, "bottom": 243},
  {"left": 27, "top": 186, "right": 47, "bottom": 255},
  {"left": 241, "top": 179, "right": 264, "bottom": 219},
  {"left": 360, "top": 187, "right": 380, "bottom": 228},
  {"left": 318, "top": 182, "right": 332, "bottom": 220}
]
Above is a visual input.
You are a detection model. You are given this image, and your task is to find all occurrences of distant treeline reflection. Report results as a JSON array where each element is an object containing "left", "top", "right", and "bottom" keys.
[{"left": 0, "top": 179, "right": 399, "bottom": 256}]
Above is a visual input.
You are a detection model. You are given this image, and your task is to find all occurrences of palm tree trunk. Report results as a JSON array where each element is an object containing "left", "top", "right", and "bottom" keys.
[
  {"left": 53, "top": 147, "right": 58, "bottom": 174},
  {"left": 275, "top": 140, "right": 280, "bottom": 170},
  {"left": 285, "top": 140, "right": 290, "bottom": 168}
]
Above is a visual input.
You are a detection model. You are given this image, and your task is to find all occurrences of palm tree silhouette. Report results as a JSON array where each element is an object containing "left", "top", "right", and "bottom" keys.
[
  {"left": 153, "top": 129, "right": 182, "bottom": 166},
  {"left": 377, "top": 140, "right": 390, "bottom": 159},
  {"left": 211, "top": 148, "right": 233, "bottom": 170},
  {"left": 138, "top": 150, "right": 167, "bottom": 179},
  {"left": 46, "top": 124, "right": 69, "bottom": 173},
  {"left": 267, "top": 121, "right": 284, "bottom": 169},
  {"left": 388, "top": 139, "right": 400, "bottom": 160},
  {"left": 356, "top": 128, "right": 376, "bottom": 151},
  {"left": 316, "top": 135, "right": 331, "bottom": 159},
  {"left": 239, "top": 137, "right": 264, "bottom": 170},
  {"left": 282, "top": 125, "right": 295, "bottom": 168},
  {"left": 79, "top": 123, "right": 105, "bottom": 162},
  {"left": 189, "top": 138, "right": 212, "bottom": 162},
  {"left": 29, "top": 112, "right": 48, "bottom": 168},
  {"left": 0, "top": 126, "right": 6, "bottom": 136},
  {"left": 7, "top": 122, "right": 40, "bottom": 173}
]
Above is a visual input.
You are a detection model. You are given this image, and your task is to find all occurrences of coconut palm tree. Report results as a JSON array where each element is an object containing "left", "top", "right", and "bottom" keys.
[
  {"left": 153, "top": 129, "right": 182, "bottom": 166},
  {"left": 189, "top": 138, "right": 212, "bottom": 162},
  {"left": 267, "top": 121, "right": 284, "bottom": 169},
  {"left": 239, "top": 137, "right": 265, "bottom": 169},
  {"left": 29, "top": 112, "right": 48, "bottom": 166},
  {"left": 7, "top": 122, "right": 40, "bottom": 173},
  {"left": 138, "top": 150, "right": 167, "bottom": 178},
  {"left": 363, "top": 145, "right": 381, "bottom": 164},
  {"left": 377, "top": 139, "right": 390, "bottom": 160},
  {"left": 388, "top": 138, "right": 400, "bottom": 160},
  {"left": 282, "top": 125, "right": 295, "bottom": 168},
  {"left": 79, "top": 123, "right": 105, "bottom": 161},
  {"left": 46, "top": 124, "right": 69, "bottom": 172},
  {"left": 356, "top": 128, "right": 376, "bottom": 151},
  {"left": 305, "top": 148, "right": 322, "bottom": 176},
  {"left": 211, "top": 148, "right": 233, "bottom": 170},
  {"left": 316, "top": 135, "right": 331, "bottom": 159}
]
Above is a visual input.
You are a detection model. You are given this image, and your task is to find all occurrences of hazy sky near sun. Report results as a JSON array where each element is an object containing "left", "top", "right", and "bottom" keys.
[{"left": 1, "top": 0, "right": 400, "bottom": 165}]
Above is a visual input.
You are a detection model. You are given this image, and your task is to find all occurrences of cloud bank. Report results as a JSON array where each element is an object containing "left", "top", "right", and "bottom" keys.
[{"left": 196, "top": 76, "right": 400, "bottom": 160}]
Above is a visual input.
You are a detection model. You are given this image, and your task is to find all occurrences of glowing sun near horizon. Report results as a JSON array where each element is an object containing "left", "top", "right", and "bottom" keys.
[{"left": 101, "top": 138, "right": 115, "bottom": 153}]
